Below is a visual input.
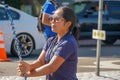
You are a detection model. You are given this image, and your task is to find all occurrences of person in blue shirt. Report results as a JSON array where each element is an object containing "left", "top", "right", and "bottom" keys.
[
  {"left": 17, "top": 7, "right": 78, "bottom": 80},
  {"left": 42, "top": 0, "right": 57, "bottom": 40}
]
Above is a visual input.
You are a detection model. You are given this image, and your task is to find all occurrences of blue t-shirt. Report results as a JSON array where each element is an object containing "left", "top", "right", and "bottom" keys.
[
  {"left": 43, "top": 0, "right": 57, "bottom": 38},
  {"left": 43, "top": 33, "right": 78, "bottom": 80}
]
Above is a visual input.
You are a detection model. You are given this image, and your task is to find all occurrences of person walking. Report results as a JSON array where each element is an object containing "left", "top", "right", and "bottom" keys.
[
  {"left": 38, "top": 0, "right": 58, "bottom": 40},
  {"left": 17, "top": 7, "right": 78, "bottom": 80}
]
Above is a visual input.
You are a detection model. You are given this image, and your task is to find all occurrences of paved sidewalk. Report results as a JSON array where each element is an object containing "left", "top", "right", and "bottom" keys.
[
  {"left": 0, "top": 71, "right": 120, "bottom": 80},
  {"left": 77, "top": 71, "right": 120, "bottom": 80}
]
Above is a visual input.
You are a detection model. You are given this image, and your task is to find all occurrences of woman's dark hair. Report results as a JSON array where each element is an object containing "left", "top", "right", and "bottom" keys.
[
  {"left": 58, "top": 7, "right": 77, "bottom": 33},
  {"left": 59, "top": 7, "right": 79, "bottom": 39}
]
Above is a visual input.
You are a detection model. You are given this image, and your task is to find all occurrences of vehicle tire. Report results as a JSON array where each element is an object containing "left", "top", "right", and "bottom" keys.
[
  {"left": 102, "top": 37, "right": 117, "bottom": 45},
  {"left": 11, "top": 33, "right": 35, "bottom": 57}
]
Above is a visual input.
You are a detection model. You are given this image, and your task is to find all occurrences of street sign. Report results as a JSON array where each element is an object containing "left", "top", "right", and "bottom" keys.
[{"left": 92, "top": 29, "right": 106, "bottom": 40}]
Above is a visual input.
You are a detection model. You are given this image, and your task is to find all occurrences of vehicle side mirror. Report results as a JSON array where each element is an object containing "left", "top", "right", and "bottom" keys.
[{"left": 86, "top": 10, "right": 93, "bottom": 14}]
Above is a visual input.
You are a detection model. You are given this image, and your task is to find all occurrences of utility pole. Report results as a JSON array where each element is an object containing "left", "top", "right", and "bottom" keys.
[{"left": 96, "top": 0, "right": 103, "bottom": 76}]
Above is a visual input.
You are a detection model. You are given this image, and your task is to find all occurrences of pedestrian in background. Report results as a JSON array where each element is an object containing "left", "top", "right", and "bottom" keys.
[
  {"left": 17, "top": 7, "right": 78, "bottom": 80},
  {"left": 37, "top": 0, "right": 58, "bottom": 40}
]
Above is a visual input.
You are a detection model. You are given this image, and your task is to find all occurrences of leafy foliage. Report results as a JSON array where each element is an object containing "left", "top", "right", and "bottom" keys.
[{"left": 4, "top": 0, "right": 23, "bottom": 9}]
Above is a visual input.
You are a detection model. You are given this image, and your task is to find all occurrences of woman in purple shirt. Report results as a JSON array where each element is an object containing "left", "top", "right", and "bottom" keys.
[{"left": 17, "top": 7, "right": 78, "bottom": 80}]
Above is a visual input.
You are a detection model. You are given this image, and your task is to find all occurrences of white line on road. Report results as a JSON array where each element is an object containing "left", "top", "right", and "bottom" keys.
[{"left": 80, "top": 60, "right": 120, "bottom": 69}]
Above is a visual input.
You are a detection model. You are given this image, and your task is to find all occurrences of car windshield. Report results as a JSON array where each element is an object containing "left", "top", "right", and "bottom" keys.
[
  {"left": 0, "top": 7, "right": 8, "bottom": 20},
  {"left": 73, "top": 3, "right": 87, "bottom": 13},
  {"left": 0, "top": 7, "right": 20, "bottom": 20}
]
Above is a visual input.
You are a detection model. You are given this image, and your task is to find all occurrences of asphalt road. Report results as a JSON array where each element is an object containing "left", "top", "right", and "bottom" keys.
[{"left": 0, "top": 40, "right": 120, "bottom": 76}]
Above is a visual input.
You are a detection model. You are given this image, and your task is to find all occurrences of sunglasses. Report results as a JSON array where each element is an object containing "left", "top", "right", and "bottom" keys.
[{"left": 48, "top": 16, "right": 65, "bottom": 22}]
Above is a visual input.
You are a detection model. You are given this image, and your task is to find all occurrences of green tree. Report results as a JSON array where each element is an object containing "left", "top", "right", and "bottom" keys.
[
  {"left": 38, "top": 0, "right": 45, "bottom": 5},
  {"left": 4, "top": 0, "right": 23, "bottom": 9}
]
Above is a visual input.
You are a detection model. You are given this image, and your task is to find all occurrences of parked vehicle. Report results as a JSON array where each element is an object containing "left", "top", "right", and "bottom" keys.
[
  {"left": 0, "top": 4, "right": 46, "bottom": 57},
  {"left": 69, "top": 1, "right": 120, "bottom": 45}
]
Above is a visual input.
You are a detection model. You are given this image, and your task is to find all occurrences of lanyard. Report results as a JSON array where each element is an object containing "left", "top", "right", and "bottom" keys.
[{"left": 3, "top": 3, "right": 27, "bottom": 80}]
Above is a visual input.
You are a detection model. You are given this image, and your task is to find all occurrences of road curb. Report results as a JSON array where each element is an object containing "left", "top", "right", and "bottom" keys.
[{"left": 0, "top": 71, "right": 120, "bottom": 80}]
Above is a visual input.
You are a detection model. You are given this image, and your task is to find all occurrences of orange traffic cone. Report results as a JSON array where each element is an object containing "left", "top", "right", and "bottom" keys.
[{"left": 0, "top": 31, "right": 11, "bottom": 62}]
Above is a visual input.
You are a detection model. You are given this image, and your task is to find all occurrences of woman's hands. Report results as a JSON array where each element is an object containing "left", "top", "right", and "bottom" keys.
[{"left": 17, "top": 61, "right": 30, "bottom": 76}]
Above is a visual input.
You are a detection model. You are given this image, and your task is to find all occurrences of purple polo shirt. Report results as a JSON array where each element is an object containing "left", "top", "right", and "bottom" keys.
[{"left": 43, "top": 33, "right": 78, "bottom": 80}]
